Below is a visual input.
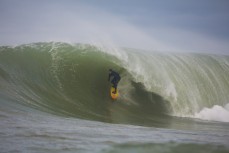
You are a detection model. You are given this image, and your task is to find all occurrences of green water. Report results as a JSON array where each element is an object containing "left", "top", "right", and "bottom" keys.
[{"left": 0, "top": 42, "right": 229, "bottom": 152}]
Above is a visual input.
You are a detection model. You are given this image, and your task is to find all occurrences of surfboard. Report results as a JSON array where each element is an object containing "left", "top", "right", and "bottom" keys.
[{"left": 110, "top": 87, "right": 118, "bottom": 100}]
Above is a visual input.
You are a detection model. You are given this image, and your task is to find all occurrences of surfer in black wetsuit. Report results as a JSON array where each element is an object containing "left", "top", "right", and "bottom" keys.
[{"left": 108, "top": 69, "right": 121, "bottom": 94}]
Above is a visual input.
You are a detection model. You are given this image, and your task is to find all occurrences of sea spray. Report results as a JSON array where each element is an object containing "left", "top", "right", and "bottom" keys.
[{"left": 195, "top": 103, "right": 229, "bottom": 122}]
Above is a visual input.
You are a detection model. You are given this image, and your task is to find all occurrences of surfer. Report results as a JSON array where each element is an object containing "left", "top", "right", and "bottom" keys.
[{"left": 108, "top": 69, "right": 121, "bottom": 94}]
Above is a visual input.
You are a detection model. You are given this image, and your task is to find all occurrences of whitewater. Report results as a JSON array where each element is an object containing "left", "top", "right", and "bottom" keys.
[{"left": 0, "top": 42, "right": 229, "bottom": 153}]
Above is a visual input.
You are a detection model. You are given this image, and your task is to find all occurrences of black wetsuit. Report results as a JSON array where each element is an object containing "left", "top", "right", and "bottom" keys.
[{"left": 108, "top": 70, "right": 121, "bottom": 92}]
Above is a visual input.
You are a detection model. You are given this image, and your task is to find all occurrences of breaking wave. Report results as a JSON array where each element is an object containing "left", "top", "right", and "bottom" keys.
[{"left": 1, "top": 42, "right": 229, "bottom": 124}]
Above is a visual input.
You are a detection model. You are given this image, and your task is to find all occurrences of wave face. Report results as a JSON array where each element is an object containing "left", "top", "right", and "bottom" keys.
[{"left": 0, "top": 42, "right": 229, "bottom": 125}]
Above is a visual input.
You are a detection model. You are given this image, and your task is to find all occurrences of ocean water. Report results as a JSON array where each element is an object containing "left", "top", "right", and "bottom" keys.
[{"left": 0, "top": 42, "right": 229, "bottom": 153}]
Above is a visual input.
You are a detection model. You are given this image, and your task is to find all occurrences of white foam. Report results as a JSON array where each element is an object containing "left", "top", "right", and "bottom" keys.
[
  {"left": 194, "top": 103, "right": 229, "bottom": 122},
  {"left": 164, "top": 82, "right": 177, "bottom": 102}
]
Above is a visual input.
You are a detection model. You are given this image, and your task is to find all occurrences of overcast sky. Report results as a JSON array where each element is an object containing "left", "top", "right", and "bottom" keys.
[{"left": 0, "top": 0, "right": 229, "bottom": 54}]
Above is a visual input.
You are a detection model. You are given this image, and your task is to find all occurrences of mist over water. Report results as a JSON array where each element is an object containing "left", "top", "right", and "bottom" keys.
[{"left": 1, "top": 1, "right": 229, "bottom": 54}]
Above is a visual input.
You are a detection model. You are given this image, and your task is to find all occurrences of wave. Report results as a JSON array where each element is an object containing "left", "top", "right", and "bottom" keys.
[{"left": 0, "top": 42, "right": 229, "bottom": 124}]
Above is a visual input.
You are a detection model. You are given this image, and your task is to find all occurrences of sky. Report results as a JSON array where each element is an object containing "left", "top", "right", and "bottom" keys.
[{"left": 0, "top": 0, "right": 229, "bottom": 54}]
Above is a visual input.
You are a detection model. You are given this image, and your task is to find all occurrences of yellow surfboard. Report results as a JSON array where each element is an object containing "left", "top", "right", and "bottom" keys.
[{"left": 110, "top": 87, "right": 119, "bottom": 100}]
